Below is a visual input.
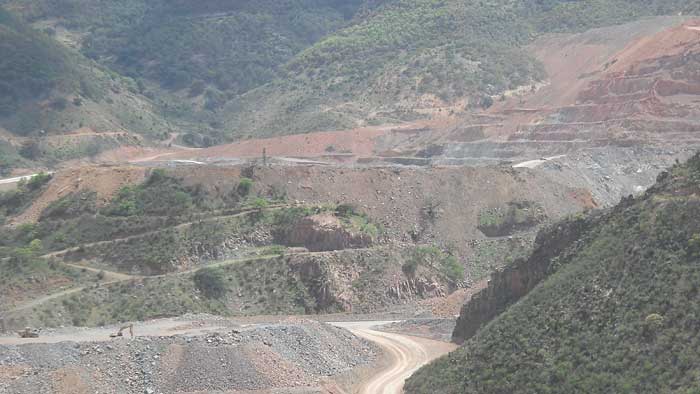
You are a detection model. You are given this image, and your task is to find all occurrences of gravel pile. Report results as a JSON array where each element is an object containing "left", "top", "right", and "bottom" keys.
[
  {"left": 0, "top": 320, "right": 377, "bottom": 394},
  {"left": 239, "top": 320, "right": 376, "bottom": 377},
  {"left": 0, "top": 342, "right": 80, "bottom": 369},
  {"left": 380, "top": 318, "right": 457, "bottom": 342},
  {"left": 157, "top": 342, "right": 269, "bottom": 392}
]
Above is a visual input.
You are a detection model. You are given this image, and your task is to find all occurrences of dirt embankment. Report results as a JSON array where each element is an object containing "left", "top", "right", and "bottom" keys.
[
  {"left": 278, "top": 213, "right": 373, "bottom": 252},
  {"left": 184, "top": 165, "right": 586, "bottom": 245},
  {"left": 9, "top": 166, "right": 146, "bottom": 225},
  {"left": 503, "top": 17, "right": 700, "bottom": 143},
  {"left": 168, "top": 123, "right": 411, "bottom": 161}
]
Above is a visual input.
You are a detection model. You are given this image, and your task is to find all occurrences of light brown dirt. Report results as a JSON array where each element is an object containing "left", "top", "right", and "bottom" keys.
[
  {"left": 227, "top": 165, "right": 585, "bottom": 249},
  {"left": 171, "top": 125, "right": 387, "bottom": 159},
  {"left": 0, "top": 365, "right": 29, "bottom": 380},
  {"left": 50, "top": 367, "right": 91, "bottom": 394},
  {"left": 418, "top": 279, "right": 489, "bottom": 318},
  {"left": 481, "top": 16, "right": 690, "bottom": 138},
  {"left": 332, "top": 322, "right": 457, "bottom": 394},
  {"left": 606, "top": 19, "right": 700, "bottom": 74},
  {"left": 9, "top": 166, "right": 146, "bottom": 225}
]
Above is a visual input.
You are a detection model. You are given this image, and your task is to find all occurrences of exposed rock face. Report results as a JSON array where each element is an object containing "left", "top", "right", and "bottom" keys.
[
  {"left": 291, "top": 256, "right": 342, "bottom": 313},
  {"left": 278, "top": 213, "right": 372, "bottom": 252},
  {"left": 452, "top": 215, "right": 597, "bottom": 343},
  {"left": 286, "top": 248, "right": 452, "bottom": 314},
  {"left": 387, "top": 277, "right": 446, "bottom": 300}
]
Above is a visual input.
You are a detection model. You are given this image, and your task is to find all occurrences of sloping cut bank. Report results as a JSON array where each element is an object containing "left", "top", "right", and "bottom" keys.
[{"left": 451, "top": 209, "right": 603, "bottom": 343}]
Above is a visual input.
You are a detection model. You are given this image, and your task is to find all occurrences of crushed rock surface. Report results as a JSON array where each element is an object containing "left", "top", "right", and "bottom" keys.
[{"left": 0, "top": 320, "right": 377, "bottom": 394}]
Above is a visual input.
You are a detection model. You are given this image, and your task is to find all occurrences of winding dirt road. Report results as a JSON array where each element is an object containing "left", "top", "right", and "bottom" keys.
[{"left": 331, "top": 321, "right": 457, "bottom": 394}]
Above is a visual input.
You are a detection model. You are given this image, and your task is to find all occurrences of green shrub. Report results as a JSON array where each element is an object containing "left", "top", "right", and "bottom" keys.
[
  {"left": 689, "top": 234, "right": 700, "bottom": 258},
  {"left": 253, "top": 198, "right": 269, "bottom": 209},
  {"left": 237, "top": 178, "right": 254, "bottom": 196},
  {"left": 24, "top": 172, "right": 52, "bottom": 190},
  {"left": 193, "top": 268, "right": 227, "bottom": 299},
  {"left": 406, "top": 246, "right": 463, "bottom": 282},
  {"left": 0, "top": 172, "right": 51, "bottom": 219},
  {"left": 104, "top": 172, "right": 196, "bottom": 217},
  {"left": 402, "top": 258, "right": 419, "bottom": 277},
  {"left": 335, "top": 203, "right": 357, "bottom": 217}
]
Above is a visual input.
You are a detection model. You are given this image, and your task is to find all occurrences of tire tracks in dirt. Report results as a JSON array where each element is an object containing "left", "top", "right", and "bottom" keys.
[{"left": 331, "top": 322, "right": 457, "bottom": 394}]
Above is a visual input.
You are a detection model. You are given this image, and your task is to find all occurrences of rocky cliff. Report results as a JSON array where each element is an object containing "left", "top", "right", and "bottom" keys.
[
  {"left": 452, "top": 213, "right": 598, "bottom": 343},
  {"left": 277, "top": 213, "right": 373, "bottom": 252}
]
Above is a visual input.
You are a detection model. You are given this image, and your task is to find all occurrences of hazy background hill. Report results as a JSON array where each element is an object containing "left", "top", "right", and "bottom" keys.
[
  {"left": 0, "top": 0, "right": 699, "bottom": 168},
  {"left": 0, "top": 7, "right": 177, "bottom": 174}
]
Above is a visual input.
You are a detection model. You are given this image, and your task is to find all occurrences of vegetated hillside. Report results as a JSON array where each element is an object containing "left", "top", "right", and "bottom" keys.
[
  {"left": 0, "top": 8, "right": 69, "bottom": 116},
  {"left": 3, "top": 0, "right": 698, "bottom": 142},
  {"left": 221, "top": 0, "right": 700, "bottom": 137},
  {"left": 0, "top": 0, "right": 367, "bottom": 146},
  {"left": 0, "top": 6, "right": 173, "bottom": 171},
  {"left": 405, "top": 153, "right": 700, "bottom": 394},
  {"left": 0, "top": 168, "right": 460, "bottom": 329},
  {"left": 4, "top": 0, "right": 364, "bottom": 94}
]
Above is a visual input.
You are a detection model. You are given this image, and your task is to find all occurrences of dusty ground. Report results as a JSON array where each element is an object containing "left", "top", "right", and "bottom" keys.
[
  {"left": 0, "top": 316, "right": 380, "bottom": 394},
  {"left": 331, "top": 321, "right": 457, "bottom": 394},
  {"left": 168, "top": 164, "right": 587, "bottom": 248},
  {"left": 0, "top": 316, "right": 458, "bottom": 394}
]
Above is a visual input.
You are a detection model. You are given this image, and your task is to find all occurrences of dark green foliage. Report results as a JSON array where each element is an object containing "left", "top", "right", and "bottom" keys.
[
  {"left": 237, "top": 177, "right": 254, "bottom": 197},
  {"left": 528, "top": 0, "right": 700, "bottom": 33},
  {"left": 22, "top": 254, "right": 324, "bottom": 327},
  {"left": 0, "top": 140, "right": 26, "bottom": 175},
  {"left": 194, "top": 268, "right": 227, "bottom": 299},
  {"left": 0, "top": 172, "right": 51, "bottom": 220},
  {"left": 103, "top": 170, "right": 195, "bottom": 217},
  {"left": 18, "top": 140, "right": 41, "bottom": 160},
  {"left": 0, "top": 247, "right": 90, "bottom": 311},
  {"left": 40, "top": 191, "right": 97, "bottom": 220},
  {"left": 0, "top": 0, "right": 696, "bottom": 146},
  {"left": 404, "top": 245, "right": 463, "bottom": 283},
  {"left": 0, "top": 8, "right": 69, "bottom": 116},
  {"left": 72, "top": 0, "right": 365, "bottom": 94},
  {"left": 405, "top": 153, "right": 700, "bottom": 394},
  {"left": 228, "top": 0, "right": 695, "bottom": 137},
  {"left": 478, "top": 201, "right": 546, "bottom": 237},
  {"left": 335, "top": 203, "right": 358, "bottom": 218},
  {"left": 6, "top": 238, "right": 43, "bottom": 268}
]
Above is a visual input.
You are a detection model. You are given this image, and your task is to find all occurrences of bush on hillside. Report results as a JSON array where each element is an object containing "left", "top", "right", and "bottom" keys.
[
  {"left": 237, "top": 177, "right": 253, "bottom": 196},
  {"left": 194, "top": 268, "right": 227, "bottom": 299}
]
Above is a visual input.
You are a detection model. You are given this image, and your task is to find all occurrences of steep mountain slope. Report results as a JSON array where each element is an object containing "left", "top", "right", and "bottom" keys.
[
  {"left": 221, "top": 0, "right": 700, "bottom": 137},
  {"left": 0, "top": 8, "right": 173, "bottom": 171},
  {"left": 405, "top": 153, "right": 700, "bottom": 393},
  {"left": 3, "top": 0, "right": 698, "bottom": 143},
  {"left": 4, "top": 0, "right": 364, "bottom": 94}
]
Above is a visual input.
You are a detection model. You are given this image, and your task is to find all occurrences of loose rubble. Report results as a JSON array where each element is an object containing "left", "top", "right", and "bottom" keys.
[{"left": 0, "top": 320, "right": 377, "bottom": 394}]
